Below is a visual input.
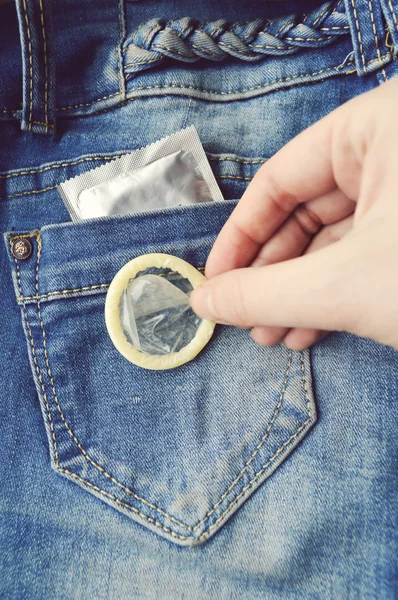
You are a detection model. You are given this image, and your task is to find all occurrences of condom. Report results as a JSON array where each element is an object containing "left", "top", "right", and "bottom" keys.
[{"left": 105, "top": 253, "right": 215, "bottom": 370}]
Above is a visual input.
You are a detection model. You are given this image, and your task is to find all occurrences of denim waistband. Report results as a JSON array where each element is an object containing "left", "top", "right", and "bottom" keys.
[{"left": 1, "top": 0, "right": 397, "bottom": 135}]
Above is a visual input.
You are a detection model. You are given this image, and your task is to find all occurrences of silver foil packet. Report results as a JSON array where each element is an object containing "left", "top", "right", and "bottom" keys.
[{"left": 58, "top": 126, "right": 223, "bottom": 221}]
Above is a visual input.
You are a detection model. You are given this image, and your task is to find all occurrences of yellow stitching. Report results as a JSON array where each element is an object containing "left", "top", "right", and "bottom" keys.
[
  {"left": 368, "top": 0, "right": 388, "bottom": 81},
  {"left": 0, "top": 154, "right": 124, "bottom": 180},
  {"left": 275, "top": 16, "right": 289, "bottom": 37},
  {"left": 19, "top": 283, "right": 111, "bottom": 301},
  {"left": 6, "top": 185, "right": 58, "bottom": 199},
  {"left": 38, "top": 0, "right": 49, "bottom": 131},
  {"left": 57, "top": 91, "right": 120, "bottom": 111},
  {"left": 17, "top": 267, "right": 206, "bottom": 301},
  {"left": 320, "top": 25, "right": 350, "bottom": 30},
  {"left": 313, "top": 4, "right": 331, "bottom": 26},
  {"left": 192, "top": 351, "right": 292, "bottom": 531},
  {"left": 387, "top": 0, "right": 398, "bottom": 34},
  {"left": 350, "top": 0, "right": 367, "bottom": 72},
  {"left": 125, "top": 63, "right": 355, "bottom": 95},
  {"left": 8, "top": 232, "right": 59, "bottom": 466},
  {"left": 21, "top": 0, "right": 33, "bottom": 129},
  {"left": 34, "top": 254, "right": 191, "bottom": 531},
  {"left": 31, "top": 121, "right": 55, "bottom": 130},
  {"left": 1, "top": 108, "right": 19, "bottom": 113},
  {"left": 284, "top": 35, "right": 332, "bottom": 42},
  {"left": 198, "top": 417, "right": 312, "bottom": 541},
  {"left": 9, "top": 231, "right": 39, "bottom": 242},
  {"left": 58, "top": 468, "right": 190, "bottom": 540}
]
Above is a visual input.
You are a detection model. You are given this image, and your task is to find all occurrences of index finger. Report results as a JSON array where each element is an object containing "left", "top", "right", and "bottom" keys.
[{"left": 205, "top": 108, "right": 337, "bottom": 278}]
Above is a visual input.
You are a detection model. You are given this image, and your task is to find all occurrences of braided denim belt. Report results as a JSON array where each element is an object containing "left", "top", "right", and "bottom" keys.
[{"left": 124, "top": 0, "right": 349, "bottom": 74}]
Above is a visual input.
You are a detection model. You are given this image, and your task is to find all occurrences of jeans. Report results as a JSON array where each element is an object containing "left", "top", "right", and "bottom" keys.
[{"left": 1, "top": 0, "right": 398, "bottom": 597}]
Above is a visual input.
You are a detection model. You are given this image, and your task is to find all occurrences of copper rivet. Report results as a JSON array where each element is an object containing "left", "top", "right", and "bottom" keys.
[{"left": 11, "top": 238, "right": 33, "bottom": 260}]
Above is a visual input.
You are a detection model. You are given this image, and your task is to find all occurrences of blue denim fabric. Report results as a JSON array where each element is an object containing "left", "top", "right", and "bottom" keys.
[{"left": 1, "top": 0, "right": 398, "bottom": 597}]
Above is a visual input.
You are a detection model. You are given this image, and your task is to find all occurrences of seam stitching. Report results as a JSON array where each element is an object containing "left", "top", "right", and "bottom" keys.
[
  {"left": 350, "top": 0, "right": 367, "bottom": 72},
  {"left": 199, "top": 418, "right": 312, "bottom": 541},
  {"left": 0, "top": 154, "right": 264, "bottom": 181},
  {"left": 368, "top": 0, "right": 388, "bottom": 80},
  {"left": 58, "top": 92, "right": 120, "bottom": 111},
  {"left": 8, "top": 232, "right": 59, "bottom": 465},
  {"left": 17, "top": 268, "right": 205, "bottom": 302},
  {"left": 313, "top": 4, "right": 331, "bottom": 26},
  {"left": 38, "top": 0, "right": 49, "bottom": 131},
  {"left": 0, "top": 155, "right": 125, "bottom": 180},
  {"left": 387, "top": 0, "right": 398, "bottom": 34},
  {"left": 6, "top": 185, "right": 58, "bottom": 199},
  {"left": 31, "top": 121, "right": 55, "bottom": 130},
  {"left": 125, "top": 62, "right": 355, "bottom": 93},
  {"left": 320, "top": 25, "right": 350, "bottom": 30},
  {"left": 21, "top": 0, "right": 33, "bottom": 129},
  {"left": 57, "top": 468, "right": 190, "bottom": 540}
]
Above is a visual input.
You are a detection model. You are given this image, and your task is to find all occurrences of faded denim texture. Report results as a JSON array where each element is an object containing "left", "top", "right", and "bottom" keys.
[{"left": 1, "top": 0, "right": 398, "bottom": 598}]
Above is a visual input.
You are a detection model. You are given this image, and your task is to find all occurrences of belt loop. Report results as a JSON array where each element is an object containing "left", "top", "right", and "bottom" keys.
[
  {"left": 344, "top": 0, "right": 390, "bottom": 76},
  {"left": 15, "top": 0, "right": 56, "bottom": 134}
]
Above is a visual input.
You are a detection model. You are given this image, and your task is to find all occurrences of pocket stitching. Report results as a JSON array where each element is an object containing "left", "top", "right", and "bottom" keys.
[
  {"left": 12, "top": 231, "right": 314, "bottom": 543},
  {"left": 40, "top": 300, "right": 312, "bottom": 540}
]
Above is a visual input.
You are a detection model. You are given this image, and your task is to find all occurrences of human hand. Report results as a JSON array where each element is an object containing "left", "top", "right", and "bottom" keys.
[{"left": 191, "top": 78, "right": 398, "bottom": 350}]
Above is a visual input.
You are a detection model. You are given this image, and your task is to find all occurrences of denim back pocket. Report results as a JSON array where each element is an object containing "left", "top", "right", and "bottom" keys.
[{"left": 5, "top": 200, "right": 316, "bottom": 546}]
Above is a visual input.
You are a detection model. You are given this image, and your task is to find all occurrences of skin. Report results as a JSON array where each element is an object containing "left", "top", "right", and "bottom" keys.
[{"left": 190, "top": 78, "right": 398, "bottom": 350}]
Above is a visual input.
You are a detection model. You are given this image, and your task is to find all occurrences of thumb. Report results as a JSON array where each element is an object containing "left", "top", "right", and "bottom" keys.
[{"left": 190, "top": 239, "right": 356, "bottom": 332}]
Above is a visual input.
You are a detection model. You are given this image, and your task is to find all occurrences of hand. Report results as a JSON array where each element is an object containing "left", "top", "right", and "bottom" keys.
[{"left": 191, "top": 78, "right": 398, "bottom": 350}]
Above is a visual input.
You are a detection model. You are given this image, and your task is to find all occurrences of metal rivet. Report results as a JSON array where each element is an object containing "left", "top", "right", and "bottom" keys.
[{"left": 11, "top": 238, "right": 33, "bottom": 260}]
